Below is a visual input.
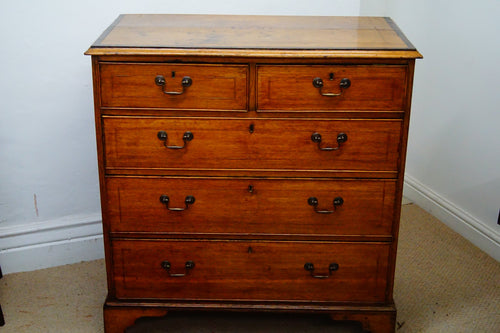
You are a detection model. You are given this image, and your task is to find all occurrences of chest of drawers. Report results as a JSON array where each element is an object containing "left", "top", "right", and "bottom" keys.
[{"left": 86, "top": 14, "right": 421, "bottom": 333}]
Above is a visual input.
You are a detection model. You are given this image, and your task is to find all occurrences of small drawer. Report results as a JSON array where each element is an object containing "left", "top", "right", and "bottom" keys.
[
  {"left": 257, "top": 65, "right": 407, "bottom": 111},
  {"left": 99, "top": 63, "right": 248, "bottom": 110},
  {"left": 106, "top": 177, "right": 396, "bottom": 237},
  {"left": 103, "top": 117, "right": 402, "bottom": 175},
  {"left": 112, "top": 239, "right": 390, "bottom": 302}
]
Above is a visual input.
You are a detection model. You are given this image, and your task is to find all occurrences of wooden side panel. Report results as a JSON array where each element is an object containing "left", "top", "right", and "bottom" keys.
[
  {"left": 100, "top": 63, "right": 248, "bottom": 110},
  {"left": 103, "top": 117, "right": 402, "bottom": 174},
  {"left": 257, "top": 65, "right": 407, "bottom": 111},
  {"left": 112, "top": 240, "right": 390, "bottom": 303},
  {"left": 106, "top": 177, "right": 396, "bottom": 237}
]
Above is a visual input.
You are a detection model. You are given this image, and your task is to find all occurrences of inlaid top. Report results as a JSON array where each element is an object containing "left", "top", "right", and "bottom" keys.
[{"left": 86, "top": 14, "right": 421, "bottom": 58}]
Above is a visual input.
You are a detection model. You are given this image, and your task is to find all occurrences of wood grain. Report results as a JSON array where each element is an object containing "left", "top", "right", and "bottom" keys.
[
  {"left": 112, "top": 239, "right": 390, "bottom": 303},
  {"left": 105, "top": 177, "right": 396, "bottom": 237},
  {"left": 87, "top": 14, "right": 421, "bottom": 333},
  {"left": 87, "top": 48, "right": 422, "bottom": 58},
  {"left": 103, "top": 304, "right": 168, "bottom": 333},
  {"left": 100, "top": 63, "right": 248, "bottom": 110},
  {"left": 102, "top": 117, "right": 402, "bottom": 174},
  {"left": 257, "top": 65, "right": 407, "bottom": 111},
  {"left": 88, "top": 15, "right": 414, "bottom": 51}
]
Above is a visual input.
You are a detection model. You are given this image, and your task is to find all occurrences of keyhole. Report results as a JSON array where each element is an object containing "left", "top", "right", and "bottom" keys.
[
  {"left": 248, "top": 185, "right": 254, "bottom": 193},
  {"left": 248, "top": 247, "right": 253, "bottom": 254},
  {"left": 329, "top": 73, "right": 334, "bottom": 80},
  {"left": 249, "top": 123, "right": 255, "bottom": 134},
  {"left": 172, "top": 71, "right": 176, "bottom": 78}
]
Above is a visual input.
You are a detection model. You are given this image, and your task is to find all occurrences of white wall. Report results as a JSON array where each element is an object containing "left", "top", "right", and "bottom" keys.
[
  {"left": 362, "top": 0, "right": 500, "bottom": 260},
  {"left": 0, "top": 1, "right": 360, "bottom": 273}
]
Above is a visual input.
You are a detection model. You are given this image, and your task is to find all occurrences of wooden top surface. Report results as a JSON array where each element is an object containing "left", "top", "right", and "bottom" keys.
[{"left": 86, "top": 14, "right": 422, "bottom": 58}]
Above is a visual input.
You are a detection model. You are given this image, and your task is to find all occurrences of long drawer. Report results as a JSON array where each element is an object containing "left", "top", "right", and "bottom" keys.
[
  {"left": 106, "top": 177, "right": 396, "bottom": 237},
  {"left": 257, "top": 65, "right": 407, "bottom": 111},
  {"left": 112, "top": 239, "right": 390, "bottom": 303},
  {"left": 99, "top": 63, "right": 248, "bottom": 110},
  {"left": 103, "top": 117, "right": 402, "bottom": 174}
]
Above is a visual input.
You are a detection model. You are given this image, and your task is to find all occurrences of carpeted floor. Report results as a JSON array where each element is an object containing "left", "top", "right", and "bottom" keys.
[{"left": 0, "top": 204, "right": 499, "bottom": 332}]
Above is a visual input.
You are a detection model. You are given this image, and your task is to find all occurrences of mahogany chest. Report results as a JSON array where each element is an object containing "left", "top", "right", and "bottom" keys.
[{"left": 86, "top": 14, "right": 421, "bottom": 332}]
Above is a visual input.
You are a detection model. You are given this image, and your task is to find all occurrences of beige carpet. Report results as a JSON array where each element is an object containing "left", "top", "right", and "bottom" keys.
[{"left": 1, "top": 204, "right": 499, "bottom": 332}]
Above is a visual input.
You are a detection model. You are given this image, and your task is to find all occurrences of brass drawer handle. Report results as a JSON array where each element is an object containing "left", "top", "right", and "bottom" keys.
[
  {"left": 308, "top": 197, "right": 344, "bottom": 214},
  {"left": 161, "top": 260, "right": 195, "bottom": 277},
  {"left": 157, "top": 131, "right": 193, "bottom": 149},
  {"left": 155, "top": 75, "right": 192, "bottom": 95},
  {"left": 304, "top": 262, "right": 339, "bottom": 279},
  {"left": 312, "top": 77, "right": 351, "bottom": 97},
  {"left": 311, "top": 132, "right": 347, "bottom": 151},
  {"left": 160, "top": 195, "right": 195, "bottom": 211}
]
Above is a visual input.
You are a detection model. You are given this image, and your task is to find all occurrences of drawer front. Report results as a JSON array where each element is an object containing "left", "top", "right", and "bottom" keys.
[
  {"left": 103, "top": 117, "right": 401, "bottom": 173},
  {"left": 106, "top": 177, "right": 396, "bottom": 237},
  {"left": 257, "top": 65, "right": 407, "bottom": 111},
  {"left": 99, "top": 63, "right": 248, "bottom": 110},
  {"left": 112, "top": 239, "right": 389, "bottom": 302}
]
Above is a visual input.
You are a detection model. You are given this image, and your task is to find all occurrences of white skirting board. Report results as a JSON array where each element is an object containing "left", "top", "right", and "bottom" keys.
[
  {"left": 0, "top": 214, "right": 104, "bottom": 274},
  {"left": 1, "top": 176, "right": 498, "bottom": 274},
  {"left": 403, "top": 174, "right": 500, "bottom": 262}
]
